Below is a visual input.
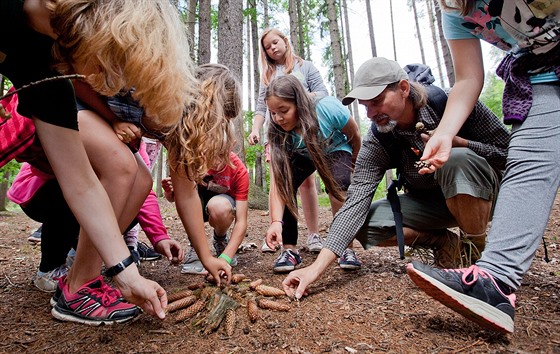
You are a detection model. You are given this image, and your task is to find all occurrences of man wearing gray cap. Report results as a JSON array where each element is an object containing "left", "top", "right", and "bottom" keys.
[{"left": 282, "top": 57, "right": 510, "bottom": 299}]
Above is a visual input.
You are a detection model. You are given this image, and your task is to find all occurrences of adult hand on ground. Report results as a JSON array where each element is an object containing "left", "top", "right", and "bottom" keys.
[
  {"left": 282, "top": 266, "right": 318, "bottom": 299},
  {"left": 113, "top": 267, "right": 167, "bottom": 319}
]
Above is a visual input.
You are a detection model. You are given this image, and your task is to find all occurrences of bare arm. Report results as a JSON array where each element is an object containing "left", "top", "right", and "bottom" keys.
[
  {"left": 420, "top": 38, "right": 485, "bottom": 173},
  {"left": 170, "top": 169, "right": 231, "bottom": 284},
  {"left": 341, "top": 115, "right": 361, "bottom": 167},
  {"left": 222, "top": 200, "right": 248, "bottom": 261}
]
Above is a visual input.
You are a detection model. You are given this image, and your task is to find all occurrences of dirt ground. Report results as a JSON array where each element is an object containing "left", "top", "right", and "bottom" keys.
[{"left": 1, "top": 196, "right": 559, "bottom": 354}]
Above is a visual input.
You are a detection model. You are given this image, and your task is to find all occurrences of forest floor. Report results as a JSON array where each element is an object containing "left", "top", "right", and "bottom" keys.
[{"left": 0, "top": 196, "right": 559, "bottom": 353}]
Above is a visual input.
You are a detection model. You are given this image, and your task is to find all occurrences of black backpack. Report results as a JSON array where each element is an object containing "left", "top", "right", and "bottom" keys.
[{"left": 373, "top": 63, "right": 447, "bottom": 259}]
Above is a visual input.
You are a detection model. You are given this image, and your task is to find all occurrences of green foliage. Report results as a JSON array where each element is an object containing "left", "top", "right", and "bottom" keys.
[
  {"left": 480, "top": 73, "right": 505, "bottom": 120},
  {"left": 0, "top": 160, "right": 21, "bottom": 184}
]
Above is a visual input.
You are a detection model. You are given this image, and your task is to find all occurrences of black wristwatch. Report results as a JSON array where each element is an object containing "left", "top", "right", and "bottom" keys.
[{"left": 104, "top": 255, "right": 135, "bottom": 277}]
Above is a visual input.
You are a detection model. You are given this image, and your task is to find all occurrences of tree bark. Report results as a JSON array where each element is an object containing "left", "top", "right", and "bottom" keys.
[
  {"left": 186, "top": 0, "right": 198, "bottom": 62},
  {"left": 426, "top": 0, "right": 445, "bottom": 87},
  {"left": 218, "top": 0, "right": 245, "bottom": 163},
  {"left": 411, "top": 0, "right": 426, "bottom": 64},
  {"left": 326, "top": 0, "right": 346, "bottom": 99},
  {"left": 433, "top": 0, "right": 454, "bottom": 86},
  {"left": 365, "top": 0, "right": 377, "bottom": 57},
  {"left": 342, "top": 0, "right": 360, "bottom": 127},
  {"left": 198, "top": 0, "right": 212, "bottom": 65}
]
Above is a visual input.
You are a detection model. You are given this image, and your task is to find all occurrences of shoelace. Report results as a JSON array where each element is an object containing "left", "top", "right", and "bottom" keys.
[
  {"left": 443, "top": 265, "right": 490, "bottom": 286},
  {"left": 51, "top": 265, "right": 69, "bottom": 279},
  {"left": 277, "top": 250, "right": 295, "bottom": 263},
  {"left": 94, "top": 282, "right": 122, "bottom": 306},
  {"left": 186, "top": 247, "right": 199, "bottom": 262},
  {"left": 343, "top": 250, "right": 357, "bottom": 262},
  {"left": 308, "top": 234, "right": 322, "bottom": 245}
]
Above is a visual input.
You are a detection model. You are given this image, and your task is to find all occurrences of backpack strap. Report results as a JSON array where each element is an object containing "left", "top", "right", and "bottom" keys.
[{"left": 372, "top": 124, "right": 406, "bottom": 259}]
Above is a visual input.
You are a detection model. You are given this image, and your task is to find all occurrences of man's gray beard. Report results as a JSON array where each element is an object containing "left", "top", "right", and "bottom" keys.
[{"left": 375, "top": 119, "right": 397, "bottom": 133}]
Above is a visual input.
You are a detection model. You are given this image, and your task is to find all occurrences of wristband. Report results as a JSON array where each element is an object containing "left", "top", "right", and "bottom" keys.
[
  {"left": 218, "top": 253, "right": 232, "bottom": 265},
  {"left": 271, "top": 220, "right": 284, "bottom": 225},
  {"left": 104, "top": 255, "right": 135, "bottom": 277}
]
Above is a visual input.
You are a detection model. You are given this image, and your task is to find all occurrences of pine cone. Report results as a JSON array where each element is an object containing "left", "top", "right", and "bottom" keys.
[
  {"left": 166, "top": 295, "right": 197, "bottom": 313},
  {"left": 175, "top": 299, "right": 206, "bottom": 322},
  {"left": 224, "top": 309, "right": 236, "bottom": 336},
  {"left": 167, "top": 290, "right": 194, "bottom": 303},
  {"left": 187, "top": 282, "right": 205, "bottom": 290},
  {"left": 231, "top": 273, "right": 246, "bottom": 284},
  {"left": 249, "top": 278, "right": 263, "bottom": 290},
  {"left": 247, "top": 299, "right": 259, "bottom": 323},
  {"left": 257, "top": 298, "right": 290, "bottom": 312},
  {"left": 255, "top": 284, "right": 285, "bottom": 297}
]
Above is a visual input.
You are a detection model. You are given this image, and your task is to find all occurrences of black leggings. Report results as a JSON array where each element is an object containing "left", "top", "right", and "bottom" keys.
[
  {"left": 22, "top": 179, "right": 79, "bottom": 272},
  {"left": 281, "top": 150, "right": 352, "bottom": 246}
]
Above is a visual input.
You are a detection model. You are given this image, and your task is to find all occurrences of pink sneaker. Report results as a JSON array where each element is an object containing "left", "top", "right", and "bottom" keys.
[{"left": 51, "top": 276, "right": 141, "bottom": 326}]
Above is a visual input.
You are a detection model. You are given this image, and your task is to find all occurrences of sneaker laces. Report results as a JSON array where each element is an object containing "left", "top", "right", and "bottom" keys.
[
  {"left": 443, "top": 265, "right": 490, "bottom": 286},
  {"left": 93, "top": 282, "right": 123, "bottom": 306},
  {"left": 276, "top": 249, "right": 295, "bottom": 263},
  {"left": 51, "top": 265, "right": 69, "bottom": 280},
  {"left": 342, "top": 249, "right": 357, "bottom": 262}
]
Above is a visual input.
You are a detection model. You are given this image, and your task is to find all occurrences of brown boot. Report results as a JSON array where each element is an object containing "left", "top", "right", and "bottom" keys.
[
  {"left": 410, "top": 229, "right": 463, "bottom": 269},
  {"left": 460, "top": 231, "right": 486, "bottom": 265}
]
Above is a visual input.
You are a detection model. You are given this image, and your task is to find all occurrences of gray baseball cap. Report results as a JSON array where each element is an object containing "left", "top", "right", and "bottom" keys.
[{"left": 342, "top": 57, "right": 408, "bottom": 106}]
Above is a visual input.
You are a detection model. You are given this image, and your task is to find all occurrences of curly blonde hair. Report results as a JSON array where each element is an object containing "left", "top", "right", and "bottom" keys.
[
  {"left": 166, "top": 64, "right": 240, "bottom": 183},
  {"left": 259, "top": 28, "right": 303, "bottom": 86},
  {"left": 49, "top": 0, "right": 197, "bottom": 128}
]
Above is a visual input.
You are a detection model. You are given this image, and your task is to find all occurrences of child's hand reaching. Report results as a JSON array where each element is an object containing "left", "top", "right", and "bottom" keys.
[
  {"left": 155, "top": 239, "right": 184, "bottom": 265},
  {"left": 201, "top": 256, "right": 232, "bottom": 286},
  {"left": 113, "top": 121, "right": 142, "bottom": 144},
  {"left": 161, "top": 177, "right": 175, "bottom": 202},
  {"left": 265, "top": 222, "right": 283, "bottom": 251}
]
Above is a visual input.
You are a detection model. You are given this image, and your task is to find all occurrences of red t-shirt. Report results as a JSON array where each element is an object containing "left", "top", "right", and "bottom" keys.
[{"left": 203, "top": 152, "right": 249, "bottom": 201}]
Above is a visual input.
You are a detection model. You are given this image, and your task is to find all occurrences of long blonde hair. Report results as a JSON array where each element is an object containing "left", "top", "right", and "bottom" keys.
[
  {"left": 266, "top": 75, "right": 343, "bottom": 217},
  {"left": 259, "top": 28, "right": 303, "bottom": 86},
  {"left": 166, "top": 64, "right": 240, "bottom": 183},
  {"left": 49, "top": 0, "right": 197, "bottom": 129},
  {"left": 438, "top": 0, "right": 475, "bottom": 16}
]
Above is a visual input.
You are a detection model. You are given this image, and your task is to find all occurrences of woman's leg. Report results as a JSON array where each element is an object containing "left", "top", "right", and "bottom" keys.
[
  {"left": 77, "top": 110, "right": 152, "bottom": 232},
  {"left": 298, "top": 174, "right": 320, "bottom": 235},
  {"left": 478, "top": 83, "right": 560, "bottom": 289}
]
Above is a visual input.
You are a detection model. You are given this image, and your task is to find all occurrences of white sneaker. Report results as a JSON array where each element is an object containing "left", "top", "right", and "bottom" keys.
[
  {"left": 34, "top": 264, "right": 69, "bottom": 292},
  {"left": 180, "top": 247, "right": 206, "bottom": 274},
  {"left": 307, "top": 233, "right": 323, "bottom": 253},
  {"left": 261, "top": 238, "right": 276, "bottom": 253}
]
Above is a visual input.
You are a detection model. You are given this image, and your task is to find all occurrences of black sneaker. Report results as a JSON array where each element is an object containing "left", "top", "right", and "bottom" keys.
[
  {"left": 407, "top": 261, "right": 516, "bottom": 333},
  {"left": 28, "top": 226, "right": 42, "bottom": 243},
  {"left": 272, "top": 249, "right": 302, "bottom": 273},
  {"left": 137, "top": 241, "right": 162, "bottom": 262}
]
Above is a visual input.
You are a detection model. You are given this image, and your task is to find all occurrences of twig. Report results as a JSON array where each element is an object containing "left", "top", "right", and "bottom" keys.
[
  {"left": 518, "top": 315, "right": 560, "bottom": 324},
  {"left": 4, "top": 274, "right": 14, "bottom": 286},
  {"left": 0, "top": 74, "right": 85, "bottom": 101},
  {"left": 452, "top": 339, "right": 482, "bottom": 353}
]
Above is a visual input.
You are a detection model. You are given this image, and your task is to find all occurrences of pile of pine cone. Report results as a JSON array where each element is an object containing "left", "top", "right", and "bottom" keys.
[{"left": 165, "top": 273, "right": 292, "bottom": 336}]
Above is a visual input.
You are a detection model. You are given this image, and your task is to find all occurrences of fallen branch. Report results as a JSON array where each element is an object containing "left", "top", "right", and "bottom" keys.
[{"left": 0, "top": 74, "right": 85, "bottom": 101}]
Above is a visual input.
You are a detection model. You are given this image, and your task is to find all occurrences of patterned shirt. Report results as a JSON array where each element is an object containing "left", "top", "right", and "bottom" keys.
[{"left": 323, "top": 99, "right": 510, "bottom": 256}]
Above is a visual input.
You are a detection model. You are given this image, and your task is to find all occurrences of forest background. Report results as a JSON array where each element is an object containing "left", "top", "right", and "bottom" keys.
[{"left": 0, "top": 0, "right": 506, "bottom": 209}]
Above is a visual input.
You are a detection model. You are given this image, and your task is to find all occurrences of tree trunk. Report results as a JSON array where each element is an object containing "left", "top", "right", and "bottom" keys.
[
  {"left": 198, "top": 0, "right": 212, "bottom": 65},
  {"left": 288, "top": 0, "right": 299, "bottom": 56},
  {"left": 325, "top": 0, "right": 346, "bottom": 99},
  {"left": 0, "top": 171, "right": 9, "bottom": 211},
  {"left": 426, "top": 0, "right": 444, "bottom": 87},
  {"left": 411, "top": 0, "right": 426, "bottom": 64},
  {"left": 218, "top": 0, "right": 245, "bottom": 163},
  {"left": 296, "top": 0, "right": 305, "bottom": 59},
  {"left": 433, "top": 0, "right": 454, "bottom": 86},
  {"left": 389, "top": 0, "right": 397, "bottom": 61},
  {"left": 341, "top": 0, "right": 360, "bottom": 127},
  {"left": 365, "top": 0, "right": 377, "bottom": 57},
  {"left": 186, "top": 0, "right": 198, "bottom": 62},
  {"left": 262, "top": 0, "right": 269, "bottom": 29}
]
